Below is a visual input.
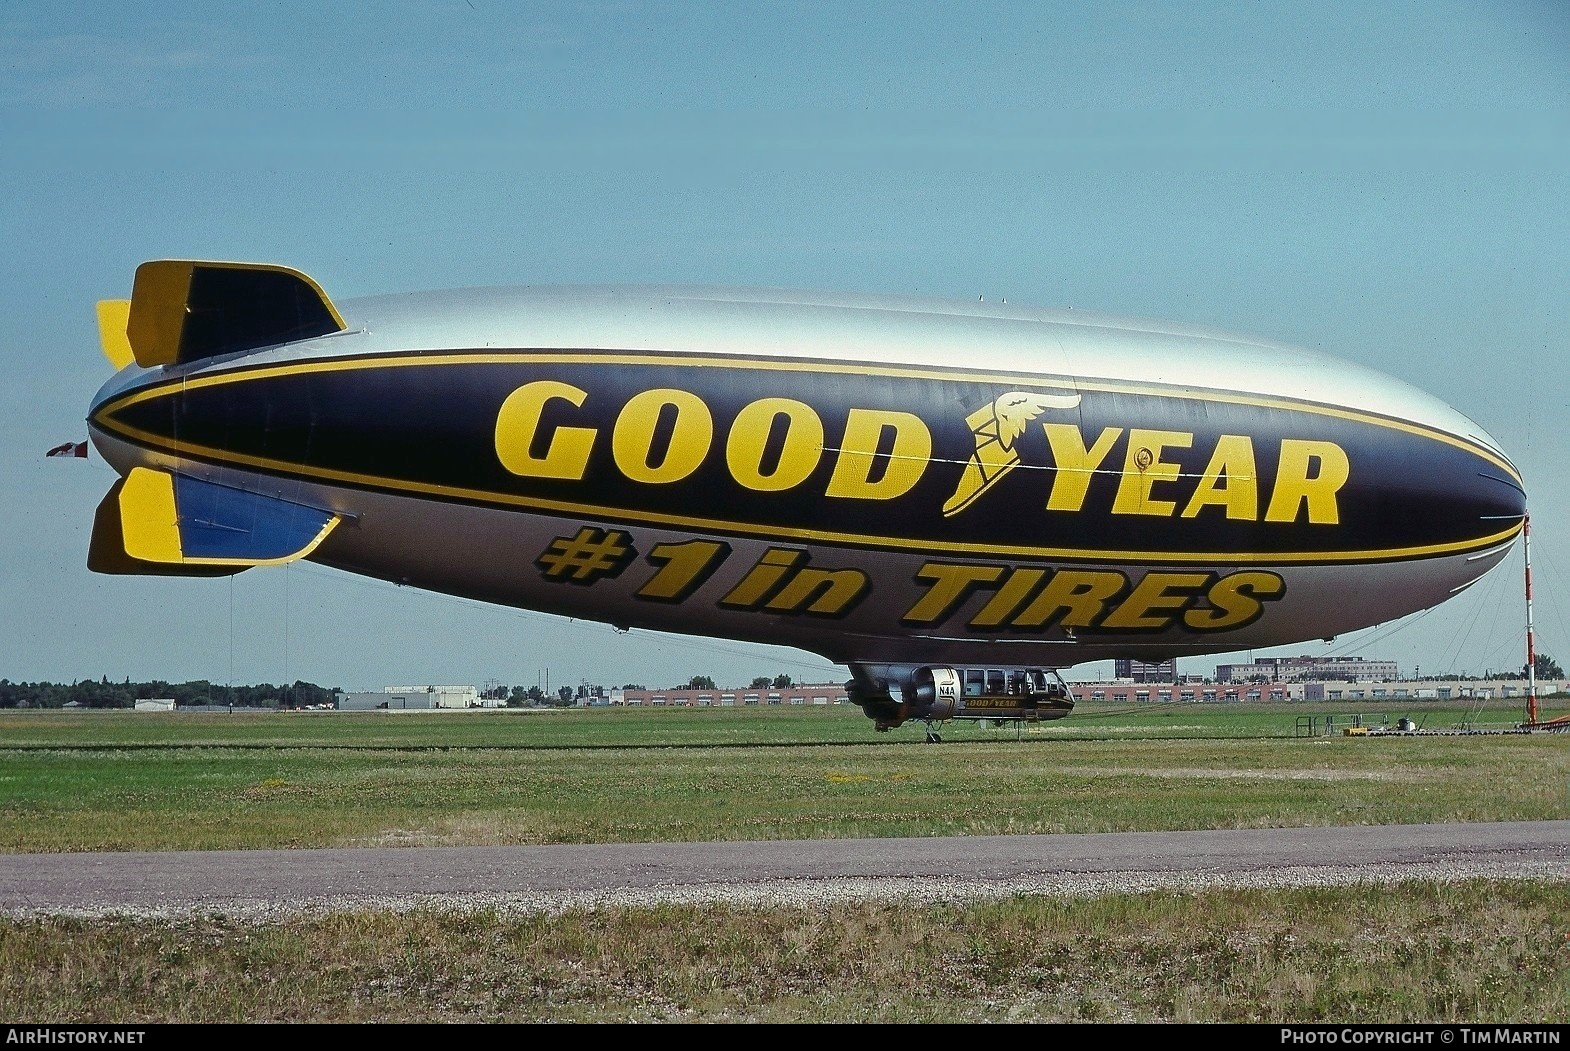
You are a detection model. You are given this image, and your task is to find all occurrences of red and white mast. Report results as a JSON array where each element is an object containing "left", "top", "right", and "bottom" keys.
[{"left": 1525, "top": 511, "right": 1538, "bottom": 725}]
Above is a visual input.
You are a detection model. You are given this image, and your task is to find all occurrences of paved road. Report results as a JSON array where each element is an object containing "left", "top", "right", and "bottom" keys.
[{"left": 3, "top": 821, "right": 1567, "bottom": 919}]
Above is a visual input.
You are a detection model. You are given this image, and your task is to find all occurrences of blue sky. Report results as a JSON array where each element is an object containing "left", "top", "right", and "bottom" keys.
[{"left": 3, "top": 1, "right": 1567, "bottom": 693}]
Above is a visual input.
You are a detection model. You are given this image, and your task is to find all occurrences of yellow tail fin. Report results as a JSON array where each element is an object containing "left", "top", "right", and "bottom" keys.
[{"left": 95, "top": 299, "right": 134, "bottom": 370}]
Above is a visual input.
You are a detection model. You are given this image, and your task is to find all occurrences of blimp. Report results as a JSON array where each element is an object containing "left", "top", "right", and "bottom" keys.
[{"left": 83, "top": 260, "right": 1527, "bottom": 735}]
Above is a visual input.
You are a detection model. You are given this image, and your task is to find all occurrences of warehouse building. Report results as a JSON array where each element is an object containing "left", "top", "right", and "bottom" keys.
[
  {"left": 1112, "top": 658, "right": 1178, "bottom": 682},
  {"left": 608, "top": 683, "right": 850, "bottom": 707},
  {"left": 1068, "top": 677, "right": 1567, "bottom": 704},
  {"left": 339, "top": 684, "right": 494, "bottom": 710},
  {"left": 1214, "top": 655, "right": 1400, "bottom": 682}
]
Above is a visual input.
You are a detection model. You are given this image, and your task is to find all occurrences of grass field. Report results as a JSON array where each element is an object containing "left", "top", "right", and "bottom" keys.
[
  {"left": 2, "top": 699, "right": 1565, "bottom": 852},
  {"left": 1, "top": 698, "right": 1566, "bottom": 1022}
]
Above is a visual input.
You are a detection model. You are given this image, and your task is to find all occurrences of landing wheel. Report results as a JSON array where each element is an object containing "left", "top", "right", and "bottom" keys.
[{"left": 923, "top": 722, "right": 943, "bottom": 744}]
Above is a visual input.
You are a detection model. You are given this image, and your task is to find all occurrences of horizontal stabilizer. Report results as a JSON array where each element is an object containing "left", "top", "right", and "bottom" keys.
[
  {"left": 124, "top": 260, "right": 346, "bottom": 368},
  {"left": 90, "top": 467, "right": 341, "bottom": 575}
]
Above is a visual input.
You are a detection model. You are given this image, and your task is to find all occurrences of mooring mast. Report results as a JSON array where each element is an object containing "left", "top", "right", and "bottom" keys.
[{"left": 1525, "top": 511, "right": 1538, "bottom": 726}]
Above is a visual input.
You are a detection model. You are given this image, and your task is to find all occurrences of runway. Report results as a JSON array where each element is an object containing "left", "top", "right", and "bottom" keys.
[{"left": 3, "top": 821, "right": 1567, "bottom": 919}]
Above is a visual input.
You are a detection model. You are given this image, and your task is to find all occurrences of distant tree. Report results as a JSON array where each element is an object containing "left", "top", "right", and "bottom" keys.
[
  {"left": 67, "top": 678, "right": 132, "bottom": 709},
  {"left": 1528, "top": 653, "right": 1565, "bottom": 679},
  {"left": 0, "top": 678, "right": 348, "bottom": 710},
  {"left": 686, "top": 675, "right": 716, "bottom": 690},
  {"left": 621, "top": 683, "right": 645, "bottom": 691},
  {"left": 772, "top": 674, "right": 794, "bottom": 688},
  {"left": 526, "top": 685, "right": 546, "bottom": 704},
  {"left": 557, "top": 685, "right": 574, "bottom": 705},
  {"left": 750, "top": 676, "right": 772, "bottom": 689},
  {"left": 163, "top": 680, "right": 217, "bottom": 705}
]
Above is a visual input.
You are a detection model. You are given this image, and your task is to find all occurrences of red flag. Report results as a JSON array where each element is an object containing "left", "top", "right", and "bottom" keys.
[{"left": 46, "top": 441, "right": 87, "bottom": 458}]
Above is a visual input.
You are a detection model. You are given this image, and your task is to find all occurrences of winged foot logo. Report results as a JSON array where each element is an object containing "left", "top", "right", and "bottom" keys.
[{"left": 941, "top": 391, "right": 1082, "bottom": 516}]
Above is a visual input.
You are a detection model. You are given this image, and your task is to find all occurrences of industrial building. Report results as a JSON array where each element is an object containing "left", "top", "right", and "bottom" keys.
[
  {"left": 608, "top": 683, "right": 850, "bottom": 707},
  {"left": 1112, "top": 658, "right": 1178, "bottom": 682},
  {"left": 338, "top": 684, "right": 497, "bottom": 710},
  {"left": 330, "top": 673, "right": 1562, "bottom": 712},
  {"left": 1213, "top": 655, "right": 1400, "bottom": 683},
  {"left": 1068, "top": 677, "right": 1567, "bottom": 705}
]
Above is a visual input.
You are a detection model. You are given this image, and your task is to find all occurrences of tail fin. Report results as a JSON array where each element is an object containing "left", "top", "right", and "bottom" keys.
[
  {"left": 95, "top": 299, "right": 134, "bottom": 370},
  {"left": 89, "top": 467, "right": 341, "bottom": 575},
  {"left": 114, "top": 260, "right": 346, "bottom": 369}
]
